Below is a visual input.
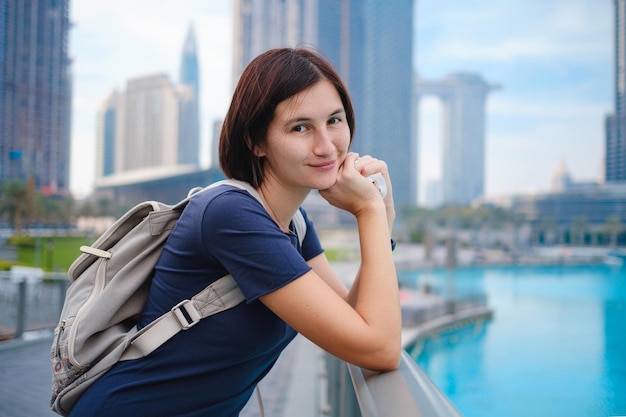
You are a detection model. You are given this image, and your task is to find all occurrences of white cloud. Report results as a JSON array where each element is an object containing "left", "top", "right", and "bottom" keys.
[
  {"left": 418, "top": 0, "right": 611, "bottom": 71},
  {"left": 489, "top": 96, "right": 610, "bottom": 120},
  {"left": 437, "top": 36, "right": 608, "bottom": 63}
]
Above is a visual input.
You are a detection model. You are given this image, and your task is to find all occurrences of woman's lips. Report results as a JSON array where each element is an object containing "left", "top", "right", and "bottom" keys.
[{"left": 311, "top": 160, "right": 336, "bottom": 170}]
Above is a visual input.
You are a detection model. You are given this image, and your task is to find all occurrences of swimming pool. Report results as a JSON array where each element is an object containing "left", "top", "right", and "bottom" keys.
[{"left": 400, "top": 264, "right": 626, "bottom": 417}]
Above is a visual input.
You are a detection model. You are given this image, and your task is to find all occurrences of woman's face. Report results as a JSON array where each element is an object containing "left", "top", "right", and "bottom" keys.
[{"left": 258, "top": 79, "right": 351, "bottom": 191}]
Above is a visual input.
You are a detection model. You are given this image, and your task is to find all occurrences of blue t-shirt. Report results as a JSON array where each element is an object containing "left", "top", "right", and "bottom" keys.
[{"left": 70, "top": 185, "right": 323, "bottom": 417}]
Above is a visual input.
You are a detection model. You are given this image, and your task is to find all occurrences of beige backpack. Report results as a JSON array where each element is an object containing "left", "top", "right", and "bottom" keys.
[{"left": 50, "top": 179, "right": 306, "bottom": 416}]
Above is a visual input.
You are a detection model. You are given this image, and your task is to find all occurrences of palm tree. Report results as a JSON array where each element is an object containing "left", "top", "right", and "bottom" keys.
[
  {"left": 539, "top": 217, "right": 557, "bottom": 245},
  {"left": 605, "top": 215, "right": 623, "bottom": 248},
  {"left": 570, "top": 217, "right": 588, "bottom": 246},
  {"left": 0, "top": 180, "right": 27, "bottom": 235}
]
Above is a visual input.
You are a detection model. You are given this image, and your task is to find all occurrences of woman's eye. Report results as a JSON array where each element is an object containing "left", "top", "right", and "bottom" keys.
[
  {"left": 328, "top": 117, "right": 341, "bottom": 125},
  {"left": 292, "top": 125, "right": 307, "bottom": 133}
]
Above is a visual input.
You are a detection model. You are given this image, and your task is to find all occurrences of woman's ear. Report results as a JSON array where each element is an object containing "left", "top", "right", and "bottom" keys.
[{"left": 253, "top": 144, "right": 266, "bottom": 158}]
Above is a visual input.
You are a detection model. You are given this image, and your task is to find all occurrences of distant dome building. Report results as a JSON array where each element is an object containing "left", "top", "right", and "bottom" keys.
[{"left": 550, "top": 160, "right": 573, "bottom": 192}]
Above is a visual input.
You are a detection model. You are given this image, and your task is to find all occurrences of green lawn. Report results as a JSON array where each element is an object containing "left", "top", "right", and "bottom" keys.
[
  {"left": 14, "top": 236, "right": 90, "bottom": 272},
  {"left": 4, "top": 235, "right": 360, "bottom": 272}
]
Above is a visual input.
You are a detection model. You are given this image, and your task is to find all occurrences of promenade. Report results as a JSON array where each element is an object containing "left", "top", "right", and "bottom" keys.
[{"left": 0, "top": 331, "right": 324, "bottom": 417}]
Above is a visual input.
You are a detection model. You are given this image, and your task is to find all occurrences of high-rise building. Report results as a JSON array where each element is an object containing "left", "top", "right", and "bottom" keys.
[
  {"left": 0, "top": 0, "right": 72, "bottom": 194},
  {"left": 606, "top": 0, "right": 626, "bottom": 183},
  {"left": 95, "top": 74, "right": 191, "bottom": 179},
  {"left": 123, "top": 74, "right": 182, "bottom": 171},
  {"left": 178, "top": 23, "right": 200, "bottom": 167},
  {"left": 95, "top": 90, "right": 125, "bottom": 178},
  {"left": 232, "top": 0, "right": 308, "bottom": 88},
  {"left": 416, "top": 73, "right": 499, "bottom": 205},
  {"left": 233, "top": 0, "right": 416, "bottom": 206}
]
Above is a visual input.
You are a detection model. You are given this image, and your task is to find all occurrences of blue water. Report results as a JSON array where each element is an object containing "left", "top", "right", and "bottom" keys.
[{"left": 400, "top": 264, "right": 626, "bottom": 417}]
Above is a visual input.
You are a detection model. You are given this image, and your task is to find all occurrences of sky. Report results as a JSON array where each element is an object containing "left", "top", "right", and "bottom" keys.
[{"left": 69, "top": 0, "right": 613, "bottom": 203}]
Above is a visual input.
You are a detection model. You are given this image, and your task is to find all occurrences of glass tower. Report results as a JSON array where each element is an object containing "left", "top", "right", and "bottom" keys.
[
  {"left": 0, "top": 0, "right": 72, "bottom": 194},
  {"left": 351, "top": 1, "right": 415, "bottom": 207},
  {"left": 178, "top": 23, "right": 200, "bottom": 166},
  {"left": 606, "top": 0, "right": 626, "bottom": 182}
]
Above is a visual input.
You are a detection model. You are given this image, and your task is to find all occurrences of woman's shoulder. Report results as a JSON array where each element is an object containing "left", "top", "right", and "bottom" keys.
[
  {"left": 190, "top": 183, "right": 261, "bottom": 209},
  {"left": 186, "top": 184, "right": 265, "bottom": 225}
]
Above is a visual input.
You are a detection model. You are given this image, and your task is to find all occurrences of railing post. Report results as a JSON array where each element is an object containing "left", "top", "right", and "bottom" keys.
[
  {"left": 325, "top": 355, "right": 341, "bottom": 416},
  {"left": 57, "top": 277, "right": 68, "bottom": 318},
  {"left": 342, "top": 363, "right": 360, "bottom": 417},
  {"left": 325, "top": 354, "right": 361, "bottom": 417},
  {"left": 15, "top": 280, "right": 27, "bottom": 339},
  {"left": 446, "top": 299, "right": 456, "bottom": 315}
]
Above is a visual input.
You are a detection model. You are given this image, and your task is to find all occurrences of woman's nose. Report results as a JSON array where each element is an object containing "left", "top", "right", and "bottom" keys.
[{"left": 312, "top": 128, "right": 335, "bottom": 155}]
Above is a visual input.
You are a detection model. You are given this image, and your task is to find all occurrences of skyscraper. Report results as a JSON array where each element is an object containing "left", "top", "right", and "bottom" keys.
[
  {"left": 233, "top": 0, "right": 416, "bottom": 206},
  {"left": 232, "top": 0, "right": 306, "bottom": 88},
  {"left": 0, "top": 0, "right": 72, "bottom": 194},
  {"left": 95, "top": 90, "right": 124, "bottom": 178},
  {"left": 328, "top": 1, "right": 416, "bottom": 207},
  {"left": 606, "top": 0, "right": 626, "bottom": 183},
  {"left": 95, "top": 74, "right": 188, "bottom": 179},
  {"left": 178, "top": 24, "right": 200, "bottom": 167},
  {"left": 416, "top": 73, "right": 499, "bottom": 205}
]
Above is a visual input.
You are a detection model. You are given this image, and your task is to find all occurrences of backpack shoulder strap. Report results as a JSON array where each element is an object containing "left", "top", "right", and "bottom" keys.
[
  {"left": 121, "top": 273, "right": 244, "bottom": 360},
  {"left": 292, "top": 209, "right": 306, "bottom": 247}
]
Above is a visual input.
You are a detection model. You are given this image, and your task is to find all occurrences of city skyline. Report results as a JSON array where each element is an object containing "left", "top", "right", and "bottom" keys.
[{"left": 70, "top": 0, "right": 612, "bottom": 203}]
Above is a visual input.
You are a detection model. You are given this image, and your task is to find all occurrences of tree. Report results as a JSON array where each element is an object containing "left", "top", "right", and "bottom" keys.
[
  {"left": 605, "top": 215, "right": 623, "bottom": 248},
  {"left": 539, "top": 217, "right": 557, "bottom": 245},
  {"left": 0, "top": 179, "right": 77, "bottom": 232},
  {"left": 0, "top": 180, "right": 27, "bottom": 235},
  {"left": 570, "top": 217, "right": 588, "bottom": 246},
  {"left": 95, "top": 197, "right": 115, "bottom": 217}
]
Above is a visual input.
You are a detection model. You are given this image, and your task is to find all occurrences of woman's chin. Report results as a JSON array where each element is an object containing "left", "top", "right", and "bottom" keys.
[{"left": 315, "top": 180, "right": 337, "bottom": 191}]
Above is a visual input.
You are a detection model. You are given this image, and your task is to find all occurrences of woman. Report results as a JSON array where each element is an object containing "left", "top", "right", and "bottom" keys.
[{"left": 70, "top": 47, "right": 401, "bottom": 417}]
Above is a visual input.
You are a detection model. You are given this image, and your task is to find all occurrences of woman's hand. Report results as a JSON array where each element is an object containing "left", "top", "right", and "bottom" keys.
[{"left": 321, "top": 152, "right": 395, "bottom": 231}]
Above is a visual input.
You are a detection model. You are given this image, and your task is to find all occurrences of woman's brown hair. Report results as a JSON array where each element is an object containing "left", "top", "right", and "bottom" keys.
[{"left": 219, "top": 47, "right": 355, "bottom": 187}]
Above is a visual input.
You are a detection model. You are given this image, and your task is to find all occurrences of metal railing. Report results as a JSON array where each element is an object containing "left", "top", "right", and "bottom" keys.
[
  {"left": 0, "top": 272, "right": 67, "bottom": 341},
  {"left": 323, "top": 294, "right": 492, "bottom": 417},
  {"left": 324, "top": 351, "right": 463, "bottom": 417}
]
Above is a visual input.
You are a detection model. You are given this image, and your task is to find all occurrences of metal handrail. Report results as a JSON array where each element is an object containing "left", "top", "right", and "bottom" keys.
[
  {"left": 348, "top": 351, "right": 463, "bottom": 417},
  {"left": 324, "top": 348, "right": 466, "bottom": 417}
]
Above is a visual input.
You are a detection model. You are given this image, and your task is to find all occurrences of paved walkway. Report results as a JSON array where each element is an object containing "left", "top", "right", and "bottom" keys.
[
  {"left": 0, "top": 335, "right": 59, "bottom": 417},
  {"left": 0, "top": 332, "right": 324, "bottom": 417}
]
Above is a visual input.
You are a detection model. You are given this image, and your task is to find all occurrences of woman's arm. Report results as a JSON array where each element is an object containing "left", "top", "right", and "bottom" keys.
[
  {"left": 261, "top": 153, "right": 401, "bottom": 371},
  {"left": 306, "top": 253, "right": 350, "bottom": 301},
  {"left": 260, "top": 202, "right": 400, "bottom": 371}
]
